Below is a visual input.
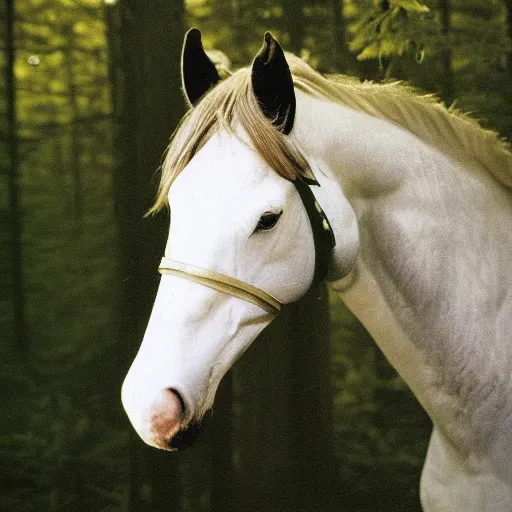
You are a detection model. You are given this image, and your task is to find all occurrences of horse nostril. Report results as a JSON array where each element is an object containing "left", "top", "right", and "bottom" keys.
[
  {"left": 171, "top": 388, "right": 186, "bottom": 416},
  {"left": 149, "top": 388, "right": 184, "bottom": 448},
  {"left": 147, "top": 389, "right": 212, "bottom": 451},
  {"left": 167, "top": 408, "right": 213, "bottom": 451}
]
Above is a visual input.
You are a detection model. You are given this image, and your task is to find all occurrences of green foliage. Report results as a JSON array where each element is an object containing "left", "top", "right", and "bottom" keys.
[
  {"left": 393, "top": 0, "right": 429, "bottom": 13},
  {"left": 445, "top": 0, "right": 512, "bottom": 133},
  {"left": 350, "top": 4, "right": 434, "bottom": 62},
  {"left": 0, "top": 390, "right": 128, "bottom": 511},
  {"left": 2, "top": 1, "right": 125, "bottom": 511}
]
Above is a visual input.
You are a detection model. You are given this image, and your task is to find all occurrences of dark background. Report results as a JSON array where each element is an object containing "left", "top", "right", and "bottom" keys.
[{"left": 1, "top": 0, "right": 511, "bottom": 510}]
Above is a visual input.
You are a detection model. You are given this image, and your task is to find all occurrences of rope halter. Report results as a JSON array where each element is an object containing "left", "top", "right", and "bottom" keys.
[{"left": 158, "top": 178, "right": 335, "bottom": 315}]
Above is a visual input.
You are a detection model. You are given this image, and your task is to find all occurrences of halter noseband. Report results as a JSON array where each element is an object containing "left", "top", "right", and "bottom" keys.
[
  {"left": 159, "top": 258, "right": 282, "bottom": 314},
  {"left": 158, "top": 178, "right": 335, "bottom": 315}
]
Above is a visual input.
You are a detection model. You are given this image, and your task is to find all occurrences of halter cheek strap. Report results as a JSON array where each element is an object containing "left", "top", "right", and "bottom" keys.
[
  {"left": 293, "top": 178, "right": 336, "bottom": 287},
  {"left": 158, "top": 178, "right": 335, "bottom": 315}
]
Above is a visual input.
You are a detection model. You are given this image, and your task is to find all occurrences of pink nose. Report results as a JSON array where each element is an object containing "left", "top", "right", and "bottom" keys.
[{"left": 149, "top": 389, "right": 183, "bottom": 449}]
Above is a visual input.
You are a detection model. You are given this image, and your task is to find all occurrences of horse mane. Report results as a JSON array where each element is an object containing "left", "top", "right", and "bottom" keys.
[
  {"left": 150, "top": 53, "right": 512, "bottom": 214},
  {"left": 287, "top": 53, "right": 512, "bottom": 189}
]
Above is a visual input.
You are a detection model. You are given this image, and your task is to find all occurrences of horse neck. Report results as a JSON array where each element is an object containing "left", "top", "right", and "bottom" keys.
[{"left": 293, "top": 90, "right": 512, "bottom": 459}]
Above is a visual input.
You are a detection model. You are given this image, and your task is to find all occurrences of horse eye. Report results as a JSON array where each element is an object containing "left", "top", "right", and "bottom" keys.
[{"left": 256, "top": 211, "right": 282, "bottom": 231}]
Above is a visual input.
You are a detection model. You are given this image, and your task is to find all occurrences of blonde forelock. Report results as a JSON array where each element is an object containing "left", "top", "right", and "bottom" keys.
[{"left": 148, "top": 68, "right": 311, "bottom": 215}]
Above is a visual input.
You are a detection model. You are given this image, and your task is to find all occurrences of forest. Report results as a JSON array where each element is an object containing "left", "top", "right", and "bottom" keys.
[{"left": 1, "top": 0, "right": 512, "bottom": 510}]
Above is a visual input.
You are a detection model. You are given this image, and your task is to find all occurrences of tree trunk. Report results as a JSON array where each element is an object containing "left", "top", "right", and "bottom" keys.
[
  {"left": 506, "top": 0, "right": 512, "bottom": 109},
  {"left": 210, "top": 371, "right": 236, "bottom": 512},
  {"left": 332, "top": 0, "right": 349, "bottom": 72},
  {"left": 236, "top": 284, "right": 335, "bottom": 512},
  {"left": 439, "top": 0, "right": 454, "bottom": 104},
  {"left": 5, "top": 0, "right": 28, "bottom": 363},
  {"left": 508, "top": 0, "right": 512, "bottom": 70},
  {"left": 290, "top": 283, "right": 336, "bottom": 512},
  {"left": 235, "top": 308, "right": 298, "bottom": 512},
  {"left": 506, "top": 0, "right": 512, "bottom": 141},
  {"left": 106, "top": 1, "right": 185, "bottom": 510},
  {"left": 64, "top": 24, "right": 84, "bottom": 235}
]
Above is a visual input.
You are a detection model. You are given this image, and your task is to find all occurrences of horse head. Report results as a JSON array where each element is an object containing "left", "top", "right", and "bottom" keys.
[{"left": 121, "top": 29, "right": 359, "bottom": 450}]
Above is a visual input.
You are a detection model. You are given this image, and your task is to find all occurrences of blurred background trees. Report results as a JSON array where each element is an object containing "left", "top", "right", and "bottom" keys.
[{"left": 1, "top": 0, "right": 511, "bottom": 510}]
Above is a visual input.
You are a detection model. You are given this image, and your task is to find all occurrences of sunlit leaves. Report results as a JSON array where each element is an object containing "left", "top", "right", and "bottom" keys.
[
  {"left": 15, "top": 0, "right": 110, "bottom": 137},
  {"left": 392, "top": 0, "right": 429, "bottom": 13},
  {"left": 350, "top": 3, "right": 435, "bottom": 62}
]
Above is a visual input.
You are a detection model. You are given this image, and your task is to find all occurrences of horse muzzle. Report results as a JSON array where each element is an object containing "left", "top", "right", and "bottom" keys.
[
  {"left": 122, "top": 375, "right": 211, "bottom": 451},
  {"left": 145, "top": 388, "right": 211, "bottom": 450}
]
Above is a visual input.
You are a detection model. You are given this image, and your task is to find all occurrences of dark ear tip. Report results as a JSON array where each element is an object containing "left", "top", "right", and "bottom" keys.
[
  {"left": 252, "top": 30, "right": 295, "bottom": 135},
  {"left": 186, "top": 28, "right": 201, "bottom": 38},
  {"left": 256, "top": 32, "right": 279, "bottom": 65},
  {"left": 263, "top": 32, "right": 278, "bottom": 53},
  {"left": 185, "top": 28, "right": 201, "bottom": 44},
  {"left": 181, "top": 27, "right": 219, "bottom": 106}
]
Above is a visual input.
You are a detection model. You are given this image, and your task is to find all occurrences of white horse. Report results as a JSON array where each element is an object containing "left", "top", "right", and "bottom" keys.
[{"left": 122, "top": 29, "right": 512, "bottom": 510}]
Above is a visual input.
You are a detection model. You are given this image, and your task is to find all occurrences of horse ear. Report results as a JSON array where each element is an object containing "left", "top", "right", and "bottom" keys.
[
  {"left": 251, "top": 32, "right": 295, "bottom": 135},
  {"left": 181, "top": 28, "right": 220, "bottom": 106}
]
